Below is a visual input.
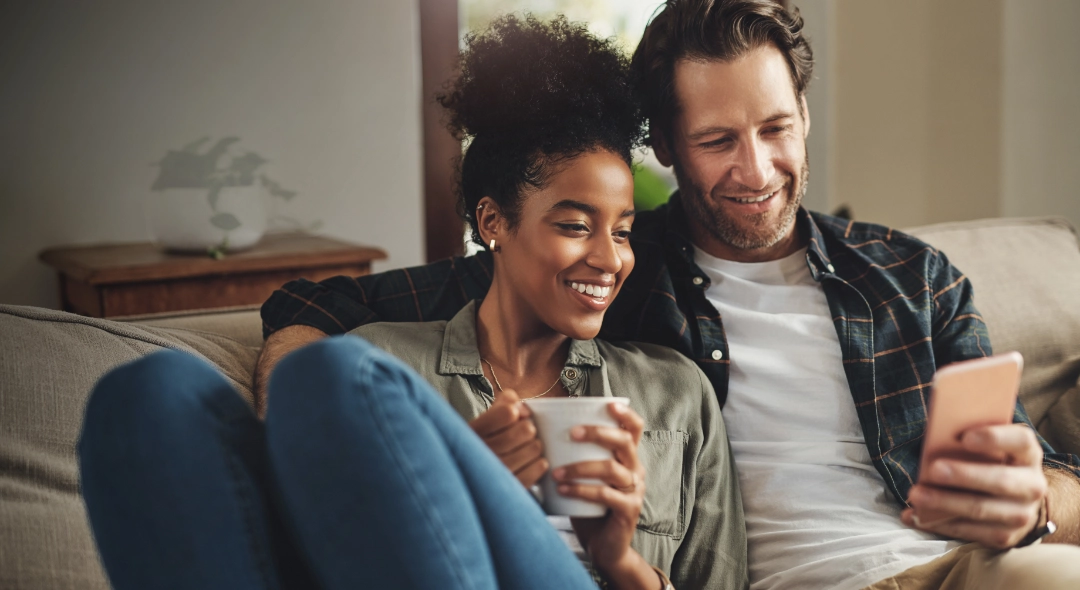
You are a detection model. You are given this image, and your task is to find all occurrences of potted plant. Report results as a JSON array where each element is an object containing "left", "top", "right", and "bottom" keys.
[{"left": 147, "top": 136, "right": 297, "bottom": 257}]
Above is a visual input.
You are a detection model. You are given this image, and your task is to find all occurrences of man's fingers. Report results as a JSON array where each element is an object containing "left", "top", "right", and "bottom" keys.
[
  {"left": 961, "top": 424, "right": 1043, "bottom": 466},
  {"left": 921, "top": 460, "right": 1047, "bottom": 501},
  {"left": 903, "top": 508, "right": 1030, "bottom": 550},
  {"left": 485, "top": 417, "right": 540, "bottom": 455},
  {"left": 469, "top": 402, "right": 522, "bottom": 437},
  {"left": 908, "top": 484, "right": 1040, "bottom": 530}
]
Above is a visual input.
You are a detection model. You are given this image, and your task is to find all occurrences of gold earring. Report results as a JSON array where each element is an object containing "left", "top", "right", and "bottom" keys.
[{"left": 489, "top": 238, "right": 497, "bottom": 252}]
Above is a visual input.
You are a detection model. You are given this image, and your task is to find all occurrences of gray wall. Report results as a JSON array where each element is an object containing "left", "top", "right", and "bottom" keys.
[{"left": 0, "top": 0, "right": 424, "bottom": 308}]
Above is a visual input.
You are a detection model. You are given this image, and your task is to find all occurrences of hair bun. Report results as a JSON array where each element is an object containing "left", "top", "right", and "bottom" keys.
[{"left": 439, "top": 15, "right": 638, "bottom": 146}]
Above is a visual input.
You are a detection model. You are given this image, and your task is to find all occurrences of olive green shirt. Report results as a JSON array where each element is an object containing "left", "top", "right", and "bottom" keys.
[{"left": 350, "top": 301, "right": 747, "bottom": 589}]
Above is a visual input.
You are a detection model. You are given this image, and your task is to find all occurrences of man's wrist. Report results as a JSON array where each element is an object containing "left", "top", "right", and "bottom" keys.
[
  {"left": 255, "top": 325, "right": 328, "bottom": 417},
  {"left": 1014, "top": 494, "right": 1056, "bottom": 548}
]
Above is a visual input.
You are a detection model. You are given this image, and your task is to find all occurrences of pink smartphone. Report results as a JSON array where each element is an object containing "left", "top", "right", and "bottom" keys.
[{"left": 915, "top": 351, "right": 1024, "bottom": 526}]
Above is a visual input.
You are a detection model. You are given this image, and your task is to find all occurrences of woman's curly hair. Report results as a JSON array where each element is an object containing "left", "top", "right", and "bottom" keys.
[{"left": 438, "top": 14, "right": 646, "bottom": 246}]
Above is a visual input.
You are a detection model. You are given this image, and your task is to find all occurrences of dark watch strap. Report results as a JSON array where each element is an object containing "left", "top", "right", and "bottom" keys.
[
  {"left": 1015, "top": 495, "right": 1056, "bottom": 548},
  {"left": 1015, "top": 519, "right": 1057, "bottom": 548}
]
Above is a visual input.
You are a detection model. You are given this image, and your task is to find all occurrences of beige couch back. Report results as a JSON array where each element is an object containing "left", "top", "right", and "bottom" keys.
[
  {"left": 0, "top": 306, "right": 259, "bottom": 589},
  {"left": 906, "top": 217, "right": 1080, "bottom": 452}
]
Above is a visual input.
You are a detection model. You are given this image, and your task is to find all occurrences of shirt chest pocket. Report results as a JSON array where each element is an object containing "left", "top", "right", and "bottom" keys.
[{"left": 637, "top": 430, "right": 688, "bottom": 538}]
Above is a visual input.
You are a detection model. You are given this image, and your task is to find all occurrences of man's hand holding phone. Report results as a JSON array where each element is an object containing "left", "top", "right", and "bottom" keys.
[
  {"left": 902, "top": 422, "right": 1048, "bottom": 549},
  {"left": 902, "top": 352, "right": 1052, "bottom": 548}
]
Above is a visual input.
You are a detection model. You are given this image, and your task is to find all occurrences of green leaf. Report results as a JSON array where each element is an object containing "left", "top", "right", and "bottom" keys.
[
  {"left": 632, "top": 164, "right": 675, "bottom": 211},
  {"left": 210, "top": 212, "right": 241, "bottom": 231}
]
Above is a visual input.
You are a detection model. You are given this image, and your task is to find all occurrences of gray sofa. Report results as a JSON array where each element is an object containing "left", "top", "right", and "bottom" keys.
[{"left": 2, "top": 217, "right": 1079, "bottom": 589}]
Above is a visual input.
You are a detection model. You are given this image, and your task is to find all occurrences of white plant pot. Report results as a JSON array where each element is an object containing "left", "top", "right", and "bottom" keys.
[{"left": 148, "top": 186, "right": 267, "bottom": 253}]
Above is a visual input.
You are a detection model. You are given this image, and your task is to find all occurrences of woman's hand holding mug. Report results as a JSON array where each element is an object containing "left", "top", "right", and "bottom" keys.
[
  {"left": 469, "top": 388, "right": 549, "bottom": 488},
  {"left": 557, "top": 402, "right": 649, "bottom": 584}
]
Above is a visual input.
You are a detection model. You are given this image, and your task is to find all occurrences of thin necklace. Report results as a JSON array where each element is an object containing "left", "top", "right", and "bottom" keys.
[{"left": 480, "top": 357, "right": 564, "bottom": 400}]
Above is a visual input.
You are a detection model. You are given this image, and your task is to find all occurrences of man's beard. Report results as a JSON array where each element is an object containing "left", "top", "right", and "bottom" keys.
[{"left": 674, "top": 157, "right": 809, "bottom": 251}]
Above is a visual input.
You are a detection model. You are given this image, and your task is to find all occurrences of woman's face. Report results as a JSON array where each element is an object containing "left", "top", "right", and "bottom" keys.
[{"left": 485, "top": 149, "right": 636, "bottom": 340}]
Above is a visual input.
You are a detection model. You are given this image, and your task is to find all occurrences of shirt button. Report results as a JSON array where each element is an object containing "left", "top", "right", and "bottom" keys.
[
  {"left": 692, "top": 277, "right": 704, "bottom": 286},
  {"left": 711, "top": 350, "right": 723, "bottom": 360},
  {"left": 563, "top": 368, "right": 578, "bottom": 380},
  {"left": 827, "top": 264, "right": 836, "bottom": 273}
]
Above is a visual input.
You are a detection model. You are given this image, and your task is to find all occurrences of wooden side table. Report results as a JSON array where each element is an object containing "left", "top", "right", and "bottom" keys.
[{"left": 39, "top": 233, "right": 387, "bottom": 318}]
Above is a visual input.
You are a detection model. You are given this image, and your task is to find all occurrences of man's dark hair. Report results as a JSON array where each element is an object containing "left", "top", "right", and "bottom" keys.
[
  {"left": 631, "top": 0, "right": 813, "bottom": 143},
  {"left": 439, "top": 15, "right": 646, "bottom": 246}
]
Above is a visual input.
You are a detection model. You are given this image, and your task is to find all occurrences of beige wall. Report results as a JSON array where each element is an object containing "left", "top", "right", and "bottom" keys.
[
  {"left": 1002, "top": 0, "right": 1080, "bottom": 225},
  {"left": 822, "top": 0, "right": 1078, "bottom": 230},
  {"left": 793, "top": 0, "right": 835, "bottom": 214},
  {"left": 0, "top": 0, "right": 424, "bottom": 309},
  {"left": 831, "top": 0, "right": 1003, "bottom": 229}
]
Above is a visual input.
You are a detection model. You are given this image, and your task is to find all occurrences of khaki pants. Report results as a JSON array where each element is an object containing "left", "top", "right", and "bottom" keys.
[{"left": 863, "top": 543, "right": 1080, "bottom": 590}]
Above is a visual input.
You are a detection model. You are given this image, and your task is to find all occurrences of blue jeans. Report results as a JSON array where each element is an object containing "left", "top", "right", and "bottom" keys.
[{"left": 79, "top": 336, "right": 596, "bottom": 589}]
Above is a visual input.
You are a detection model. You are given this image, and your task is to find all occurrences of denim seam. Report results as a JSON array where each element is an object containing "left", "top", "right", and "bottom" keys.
[
  {"left": 356, "top": 353, "right": 481, "bottom": 590},
  {"left": 209, "top": 395, "right": 279, "bottom": 590},
  {"left": 221, "top": 446, "right": 279, "bottom": 589}
]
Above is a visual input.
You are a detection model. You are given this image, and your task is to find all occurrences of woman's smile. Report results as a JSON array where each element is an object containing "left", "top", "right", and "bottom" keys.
[{"left": 565, "top": 279, "right": 616, "bottom": 311}]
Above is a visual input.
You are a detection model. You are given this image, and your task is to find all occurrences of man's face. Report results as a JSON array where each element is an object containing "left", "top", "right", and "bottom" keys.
[{"left": 655, "top": 44, "right": 810, "bottom": 262}]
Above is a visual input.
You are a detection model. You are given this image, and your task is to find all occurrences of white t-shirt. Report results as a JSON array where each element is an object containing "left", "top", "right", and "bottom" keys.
[{"left": 694, "top": 246, "right": 959, "bottom": 590}]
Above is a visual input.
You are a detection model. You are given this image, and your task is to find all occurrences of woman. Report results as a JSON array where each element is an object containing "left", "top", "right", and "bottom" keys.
[{"left": 78, "top": 16, "right": 746, "bottom": 590}]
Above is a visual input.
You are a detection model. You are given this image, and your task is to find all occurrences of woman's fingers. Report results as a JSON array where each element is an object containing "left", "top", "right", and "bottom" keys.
[
  {"left": 468, "top": 401, "right": 522, "bottom": 438},
  {"left": 485, "top": 416, "right": 539, "bottom": 455},
  {"left": 502, "top": 437, "right": 545, "bottom": 474},
  {"left": 514, "top": 455, "right": 549, "bottom": 488},
  {"left": 607, "top": 402, "right": 644, "bottom": 443},
  {"left": 557, "top": 481, "right": 641, "bottom": 517},
  {"left": 571, "top": 424, "right": 639, "bottom": 468},
  {"left": 553, "top": 460, "right": 639, "bottom": 493}
]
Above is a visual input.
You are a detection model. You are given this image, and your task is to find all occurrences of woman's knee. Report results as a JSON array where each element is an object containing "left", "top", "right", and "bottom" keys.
[
  {"left": 268, "top": 336, "right": 389, "bottom": 409},
  {"left": 79, "top": 349, "right": 240, "bottom": 461}
]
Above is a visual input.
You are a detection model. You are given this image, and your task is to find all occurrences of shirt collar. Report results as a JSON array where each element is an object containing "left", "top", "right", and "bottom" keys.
[
  {"left": 661, "top": 192, "right": 835, "bottom": 280},
  {"left": 800, "top": 208, "right": 836, "bottom": 279},
  {"left": 438, "top": 300, "right": 602, "bottom": 378}
]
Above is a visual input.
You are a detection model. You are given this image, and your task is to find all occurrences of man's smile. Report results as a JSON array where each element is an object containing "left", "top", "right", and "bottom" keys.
[{"left": 718, "top": 186, "right": 785, "bottom": 214}]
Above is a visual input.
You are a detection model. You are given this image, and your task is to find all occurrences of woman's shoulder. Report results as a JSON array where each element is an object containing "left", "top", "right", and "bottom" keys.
[
  {"left": 594, "top": 340, "right": 713, "bottom": 402},
  {"left": 595, "top": 339, "right": 699, "bottom": 372}
]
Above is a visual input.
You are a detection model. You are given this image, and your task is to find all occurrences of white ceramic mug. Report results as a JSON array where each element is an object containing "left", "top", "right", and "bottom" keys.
[{"left": 524, "top": 397, "right": 630, "bottom": 517}]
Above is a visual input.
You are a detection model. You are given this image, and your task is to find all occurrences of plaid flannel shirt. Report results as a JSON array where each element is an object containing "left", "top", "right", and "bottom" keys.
[{"left": 261, "top": 195, "right": 1080, "bottom": 505}]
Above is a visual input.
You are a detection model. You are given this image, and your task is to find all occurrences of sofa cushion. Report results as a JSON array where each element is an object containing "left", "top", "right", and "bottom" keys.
[
  {"left": 905, "top": 217, "right": 1080, "bottom": 455},
  {"left": 118, "top": 305, "right": 264, "bottom": 350},
  {"left": 0, "top": 305, "right": 257, "bottom": 590}
]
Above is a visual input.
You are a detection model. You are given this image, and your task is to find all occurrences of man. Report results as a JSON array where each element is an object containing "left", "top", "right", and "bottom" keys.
[{"left": 257, "top": 1, "right": 1080, "bottom": 587}]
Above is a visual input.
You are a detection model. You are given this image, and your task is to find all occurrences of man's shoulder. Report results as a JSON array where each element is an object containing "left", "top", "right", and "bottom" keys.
[{"left": 810, "top": 210, "right": 940, "bottom": 261}]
